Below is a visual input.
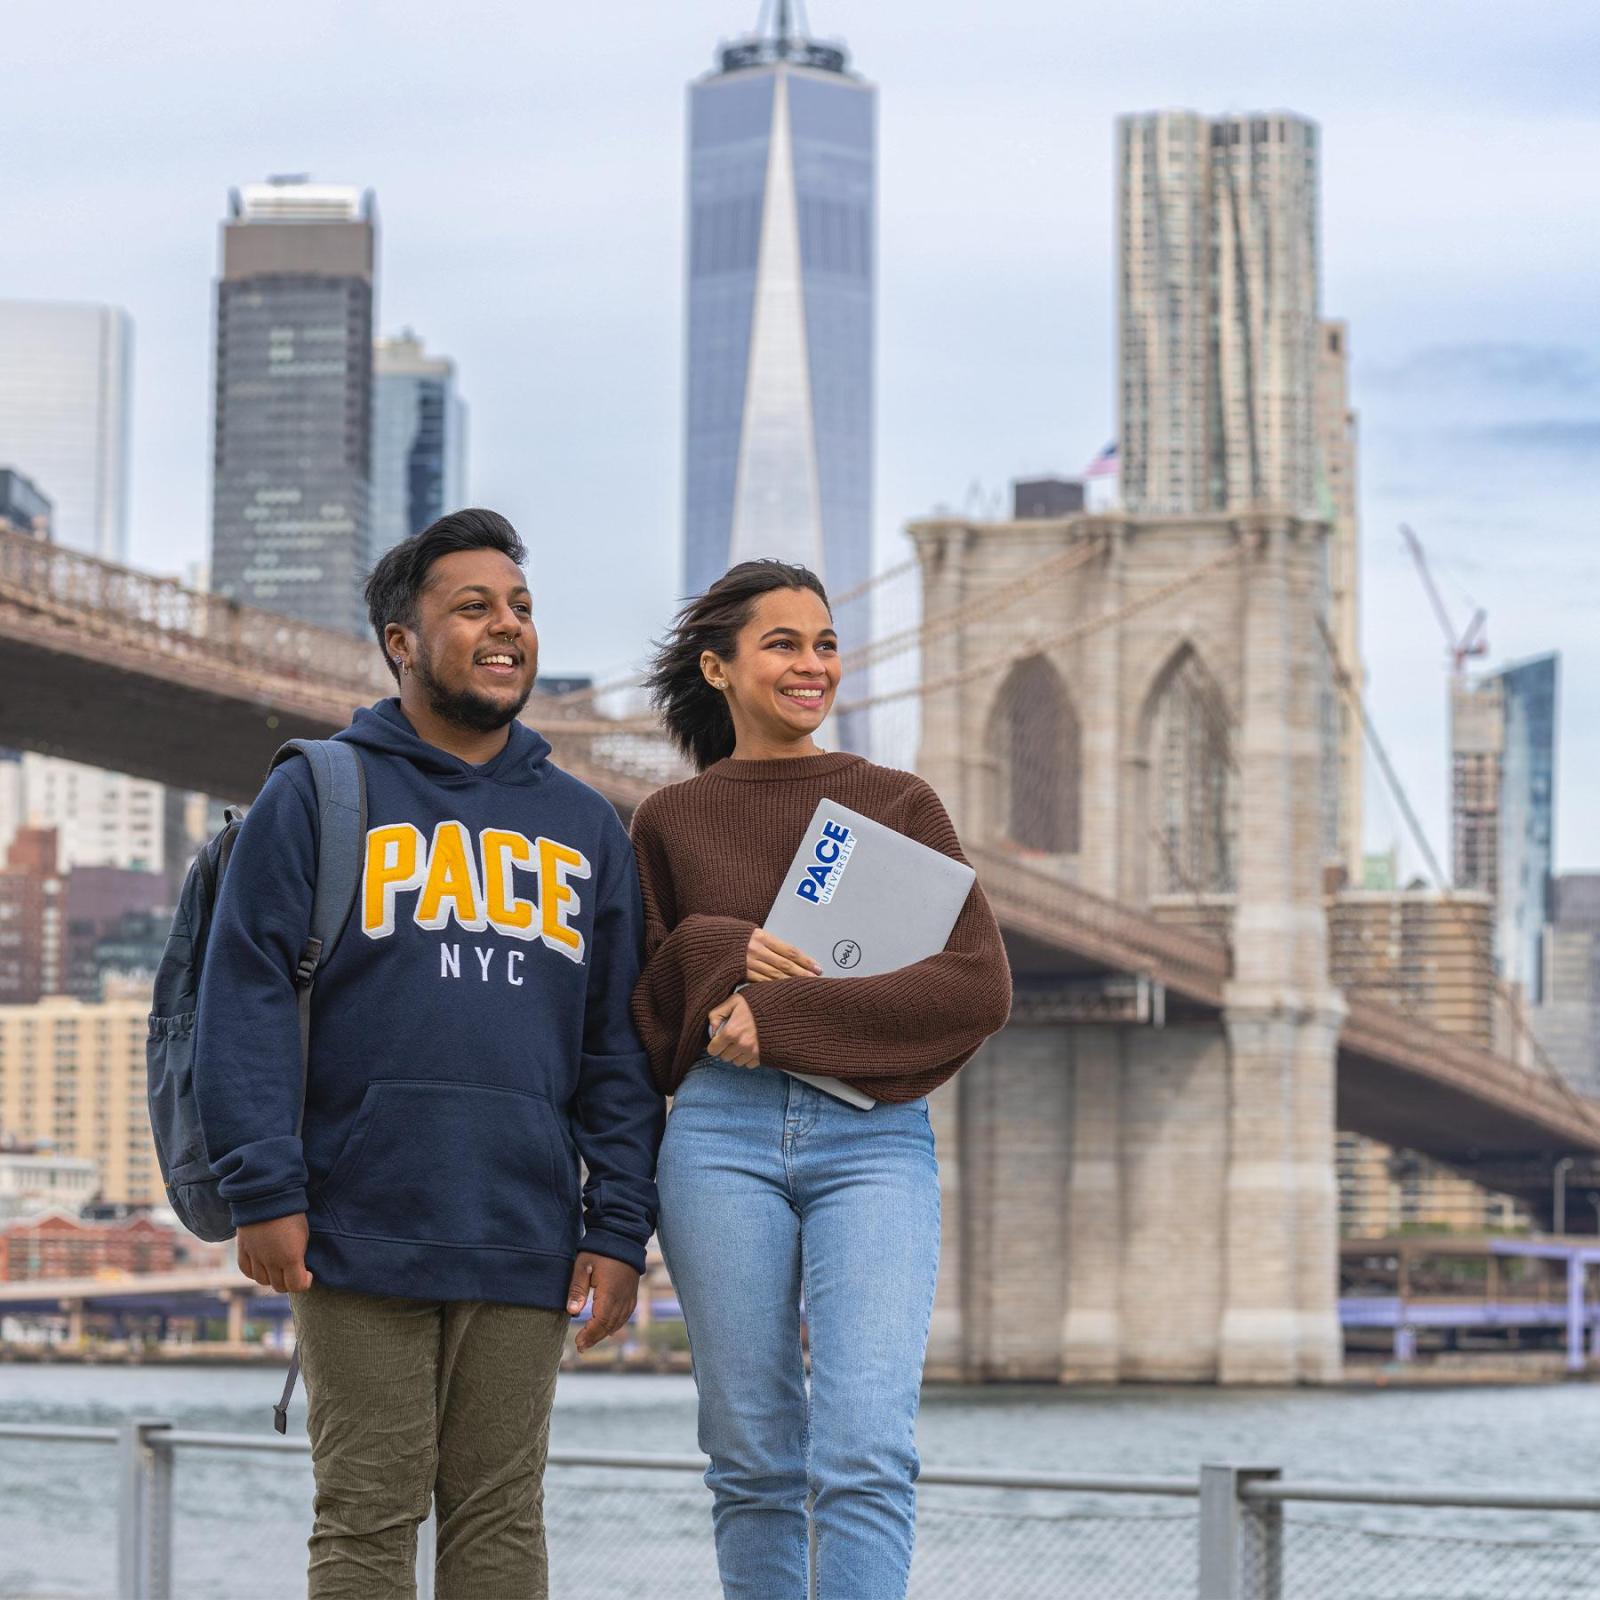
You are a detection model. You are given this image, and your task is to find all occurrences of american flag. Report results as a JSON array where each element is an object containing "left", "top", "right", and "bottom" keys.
[{"left": 1083, "top": 441, "right": 1119, "bottom": 479}]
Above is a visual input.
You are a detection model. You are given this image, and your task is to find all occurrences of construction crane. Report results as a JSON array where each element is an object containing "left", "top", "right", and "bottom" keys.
[{"left": 1399, "top": 523, "right": 1488, "bottom": 679}]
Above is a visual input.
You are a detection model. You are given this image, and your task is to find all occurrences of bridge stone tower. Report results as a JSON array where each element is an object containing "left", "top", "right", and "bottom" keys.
[{"left": 910, "top": 509, "right": 1345, "bottom": 1383}]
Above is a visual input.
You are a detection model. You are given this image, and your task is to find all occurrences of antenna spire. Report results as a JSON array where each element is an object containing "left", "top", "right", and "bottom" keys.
[
  {"left": 724, "top": 2, "right": 843, "bottom": 76},
  {"left": 761, "top": 0, "right": 810, "bottom": 51}
]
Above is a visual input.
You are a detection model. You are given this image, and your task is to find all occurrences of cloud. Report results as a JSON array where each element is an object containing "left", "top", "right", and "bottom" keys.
[
  {"left": 1366, "top": 343, "right": 1600, "bottom": 397},
  {"left": 1471, "top": 420, "right": 1600, "bottom": 453}
]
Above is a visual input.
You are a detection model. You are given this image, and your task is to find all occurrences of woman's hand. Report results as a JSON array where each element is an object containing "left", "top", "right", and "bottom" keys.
[
  {"left": 707, "top": 993, "right": 760, "bottom": 1067},
  {"left": 746, "top": 927, "right": 822, "bottom": 983}
]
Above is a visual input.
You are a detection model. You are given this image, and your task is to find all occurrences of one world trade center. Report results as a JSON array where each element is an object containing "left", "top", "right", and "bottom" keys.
[{"left": 682, "top": 3, "right": 875, "bottom": 619}]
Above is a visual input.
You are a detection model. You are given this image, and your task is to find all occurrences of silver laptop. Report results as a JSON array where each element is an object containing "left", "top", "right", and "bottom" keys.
[{"left": 760, "top": 797, "right": 977, "bottom": 1109}]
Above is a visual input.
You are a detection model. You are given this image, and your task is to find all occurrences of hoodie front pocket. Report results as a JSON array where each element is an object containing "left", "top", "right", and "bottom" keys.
[{"left": 317, "top": 1081, "right": 579, "bottom": 1256}]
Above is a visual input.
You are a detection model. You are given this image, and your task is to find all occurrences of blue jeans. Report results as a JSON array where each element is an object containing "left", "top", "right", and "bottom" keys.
[{"left": 657, "top": 1059, "right": 941, "bottom": 1600}]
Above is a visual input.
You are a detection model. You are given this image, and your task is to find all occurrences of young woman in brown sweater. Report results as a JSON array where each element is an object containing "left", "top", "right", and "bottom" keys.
[{"left": 630, "top": 559, "right": 1011, "bottom": 1600}]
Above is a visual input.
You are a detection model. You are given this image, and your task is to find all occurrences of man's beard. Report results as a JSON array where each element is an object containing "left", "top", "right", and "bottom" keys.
[{"left": 412, "top": 642, "right": 535, "bottom": 734}]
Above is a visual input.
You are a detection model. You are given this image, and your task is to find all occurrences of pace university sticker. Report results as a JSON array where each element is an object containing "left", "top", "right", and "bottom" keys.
[{"left": 794, "top": 817, "right": 856, "bottom": 906}]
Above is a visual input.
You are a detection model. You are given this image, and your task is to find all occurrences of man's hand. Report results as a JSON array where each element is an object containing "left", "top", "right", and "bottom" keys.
[
  {"left": 746, "top": 927, "right": 822, "bottom": 983},
  {"left": 567, "top": 1253, "right": 640, "bottom": 1353},
  {"left": 237, "top": 1213, "right": 313, "bottom": 1293},
  {"left": 707, "top": 993, "right": 760, "bottom": 1067}
]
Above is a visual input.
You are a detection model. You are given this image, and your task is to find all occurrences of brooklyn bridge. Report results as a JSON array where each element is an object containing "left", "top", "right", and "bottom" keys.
[{"left": 3, "top": 515, "right": 1595, "bottom": 1385}]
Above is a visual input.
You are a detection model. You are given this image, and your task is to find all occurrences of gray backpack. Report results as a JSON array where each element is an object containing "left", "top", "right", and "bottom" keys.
[
  {"left": 147, "top": 739, "right": 365, "bottom": 1432},
  {"left": 146, "top": 739, "right": 366, "bottom": 1241}
]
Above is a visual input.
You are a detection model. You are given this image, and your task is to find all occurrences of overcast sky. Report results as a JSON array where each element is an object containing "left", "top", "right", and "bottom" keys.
[{"left": 7, "top": 0, "right": 1597, "bottom": 872}]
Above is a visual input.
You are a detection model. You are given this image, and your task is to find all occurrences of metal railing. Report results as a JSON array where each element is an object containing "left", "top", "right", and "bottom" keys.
[
  {"left": 0, "top": 522, "right": 653, "bottom": 740},
  {"left": 5, "top": 1419, "right": 1600, "bottom": 1599}
]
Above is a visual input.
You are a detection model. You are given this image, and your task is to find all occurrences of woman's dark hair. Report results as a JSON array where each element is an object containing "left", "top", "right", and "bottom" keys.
[
  {"left": 645, "top": 559, "right": 831, "bottom": 771},
  {"left": 364, "top": 508, "right": 528, "bottom": 683}
]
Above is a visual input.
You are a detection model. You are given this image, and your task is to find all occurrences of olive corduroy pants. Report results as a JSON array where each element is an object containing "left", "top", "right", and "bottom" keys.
[{"left": 291, "top": 1283, "right": 569, "bottom": 1599}]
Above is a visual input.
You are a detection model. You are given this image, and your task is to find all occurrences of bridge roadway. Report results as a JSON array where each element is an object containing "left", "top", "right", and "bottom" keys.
[{"left": 4, "top": 526, "right": 1598, "bottom": 1202}]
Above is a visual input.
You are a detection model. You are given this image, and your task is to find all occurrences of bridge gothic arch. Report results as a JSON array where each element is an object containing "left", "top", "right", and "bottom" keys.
[
  {"left": 1132, "top": 640, "right": 1237, "bottom": 900},
  {"left": 982, "top": 654, "right": 1081, "bottom": 857}
]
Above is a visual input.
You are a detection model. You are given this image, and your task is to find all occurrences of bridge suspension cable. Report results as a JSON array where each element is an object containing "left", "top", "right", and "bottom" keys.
[
  {"left": 831, "top": 551, "right": 920, "bottom": 607},
  {"left": 840, "top": 536, "right": 1107, "bottom": 676},
  {"left": 840, "top": 541, "right": 1250, "bottom": 714},
  {"left": 542, "top": 533, "right": 1109, "bottom": 718},
  {"left": 538, "top": 547, "right": 930, "bottom": 714}
]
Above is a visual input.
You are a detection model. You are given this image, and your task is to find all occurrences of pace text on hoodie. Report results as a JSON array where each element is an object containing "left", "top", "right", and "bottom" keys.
[{"left": 193, "top": 699, "right": 664, "bottom": 1309}]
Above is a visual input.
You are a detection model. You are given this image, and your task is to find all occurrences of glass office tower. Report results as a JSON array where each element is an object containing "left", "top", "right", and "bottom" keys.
[
  {"left": 209, "top": 178, "right": 377, "bottom": 637},
  {"left": 1496, "top": 653, "right": 1558, "bottom": 1002},
  {"left": 371, "top": 332, "right": 467, "bottom": 565},
  {"left": 0, "top": 300, "right": 131, "bottom": 560},
  {"left": 683, "top": 5, "right": 875, "bottom": 616}
]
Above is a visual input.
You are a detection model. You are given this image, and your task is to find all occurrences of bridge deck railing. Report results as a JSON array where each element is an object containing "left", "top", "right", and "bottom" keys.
[
  {"left": 4, "top": 1419, "right": 1597, "bottom": 1599},
  {"left": 0, "top": 524, "right": 389, "bottom": 699}
]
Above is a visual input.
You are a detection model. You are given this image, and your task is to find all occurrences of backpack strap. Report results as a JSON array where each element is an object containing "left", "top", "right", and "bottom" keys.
[
  {"left": 272, "top": 738, "right": 367, "bottom": 969},
  {"left": 269, "top": 739, "right": 368, "bottom": 1091},
  {"left": 274, "top": 1349, "right": 302, "bottom": 1436},
  {"left": 264, "top": 738, "right": 365, "bottom": 1436}
]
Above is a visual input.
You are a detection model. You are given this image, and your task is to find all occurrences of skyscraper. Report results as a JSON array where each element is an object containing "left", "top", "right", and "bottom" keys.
[
  {"left": 1117, "top": 111, "right": 1212, "bottom": 517},
  {"left": 209, "top": 178, "right": 377, "bottom": 636},
  {"left": 1211, "top": 113, "right": 1320, "bottom": 515},
  {"left": 371, "top": 332, "right": 468, "bottom": 564},
  {"left": 1535, "top": 874, "right": 1600, "bottom": 1096},
  {"left": 1118, "top": 111, "right": 1320, "bottom": 517},
  {"left": 1495, "top": 654, "right": 1557, "bottom": 1001},
  {"left": 682, "top": 2, "right": 875, "bottom": 609},
  {"left": 1451, "top": 653, "right": 1559, "bottom": 1001},
  {"left": 0, "top": 300, "right": 131, "bottom": 560}
]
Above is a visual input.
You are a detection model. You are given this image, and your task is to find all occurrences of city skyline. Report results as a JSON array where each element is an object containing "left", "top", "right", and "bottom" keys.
[{"left": 2, "top": 0, "right": 1595, "bottom": 873}]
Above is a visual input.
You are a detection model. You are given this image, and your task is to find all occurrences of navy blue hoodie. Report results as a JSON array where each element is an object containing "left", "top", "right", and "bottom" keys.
[{"left": 193, "top": 700, "right": 664, "bottom": 1309}]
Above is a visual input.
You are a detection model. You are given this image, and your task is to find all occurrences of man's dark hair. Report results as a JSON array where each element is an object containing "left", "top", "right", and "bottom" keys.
[
  {"left": 643, "top": 559, "right": 831, "bottom": 772},
  {"left": 364, "top": 508, "right": 528, "bottom": 684}
]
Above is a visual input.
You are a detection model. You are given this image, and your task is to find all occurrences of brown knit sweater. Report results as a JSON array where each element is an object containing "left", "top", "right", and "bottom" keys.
[{"left": 629, "top": 751, "right": 1012, "bottom": 1102}]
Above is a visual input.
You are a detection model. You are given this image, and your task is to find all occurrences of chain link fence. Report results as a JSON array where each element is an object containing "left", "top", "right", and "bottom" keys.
[
  {"left": 1241, "top": 1507, "right": 1600, "bottom": 1600},
  {"left": 543, "top": 1468, "right": 717, "bottom": 1597},
  {"left": 6, "top": 1422, "right": 1600, "bottom": 1599},
  {"left": 541, "top": 1468, "right": 1600, "bottom": 1600},
  {"left": 912, "top": 1490, "right": 1198, "bottom": 1599},
  {"left": 543, "top": 1466, "right": 1201, "bottom": 1598}
]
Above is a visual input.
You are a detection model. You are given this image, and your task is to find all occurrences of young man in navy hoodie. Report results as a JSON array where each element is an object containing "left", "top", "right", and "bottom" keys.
[{"left": 194, "top": 509, "right": 663, "bottom": 1598}]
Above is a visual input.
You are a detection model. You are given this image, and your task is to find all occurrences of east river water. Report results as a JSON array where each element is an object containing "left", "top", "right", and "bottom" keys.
[{"left": 3, "top": 1366, "right": 1599, "bottom": 1598}]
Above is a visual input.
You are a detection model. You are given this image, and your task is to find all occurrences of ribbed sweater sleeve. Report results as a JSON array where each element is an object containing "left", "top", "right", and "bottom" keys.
[
  {"left": 629, "top": 798, "right": 755, "bottom": 1090},
  {"left": 741, "top": 782, "right": 1012, "bottom": 1100}
]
